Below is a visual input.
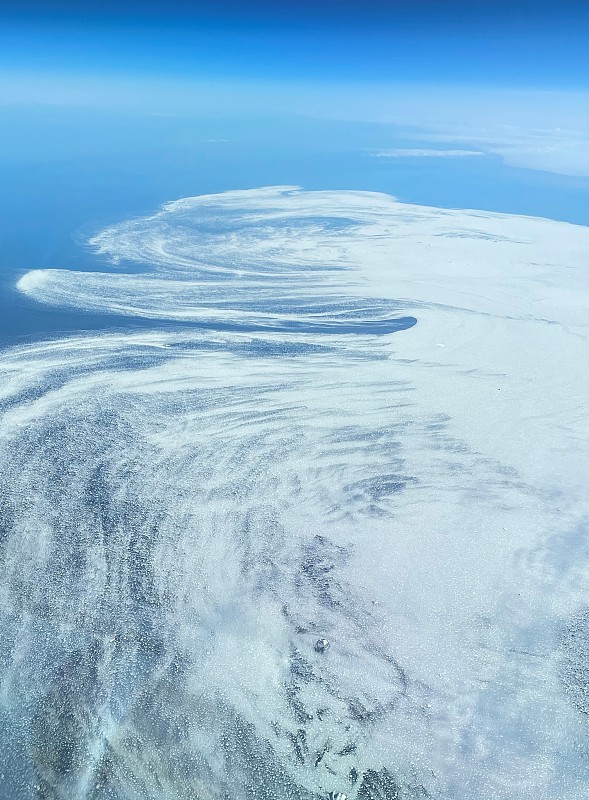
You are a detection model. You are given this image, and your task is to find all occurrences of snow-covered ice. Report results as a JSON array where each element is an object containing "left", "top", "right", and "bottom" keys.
[{"left": 2, "top": 186, "right": 589, "bottom": 799}]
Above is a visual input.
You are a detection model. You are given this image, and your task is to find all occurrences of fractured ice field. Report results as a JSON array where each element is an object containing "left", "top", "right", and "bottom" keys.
[{"left": 2, "top": 186, "right": 589, "bottom": 799}]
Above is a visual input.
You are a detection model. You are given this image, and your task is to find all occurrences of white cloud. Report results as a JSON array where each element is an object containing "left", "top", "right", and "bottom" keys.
[
  {"left": 297, "top": 84, "right": 589, "bottom": 177},
  {"left": 412, "top": 125, "right": 589, "bottom": 177},
  {"left": 374, "top": 147, "right": 485, "bottom": 158}
]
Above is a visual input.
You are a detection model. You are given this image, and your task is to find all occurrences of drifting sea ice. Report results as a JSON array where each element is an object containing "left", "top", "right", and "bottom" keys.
[{"left": 1, "top": 186, "right": 589, "bottom": 799}]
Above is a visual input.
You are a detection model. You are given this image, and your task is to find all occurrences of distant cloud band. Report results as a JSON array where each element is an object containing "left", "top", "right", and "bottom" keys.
[{"left": 374, "top": 148, "right": 485, "bottom": 158}]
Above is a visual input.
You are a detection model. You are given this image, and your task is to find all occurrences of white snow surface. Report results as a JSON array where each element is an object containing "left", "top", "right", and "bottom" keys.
[{"left": 2, "top": 186, "right": 589, "bottom": 800}]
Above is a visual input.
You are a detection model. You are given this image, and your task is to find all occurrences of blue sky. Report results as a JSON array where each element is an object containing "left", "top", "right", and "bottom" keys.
[
  {"left": 1, "top": 1, "right": 589, "bottom": 182},
  {"left": 1, "top": 0, "right": 588, "bottom": 88}
]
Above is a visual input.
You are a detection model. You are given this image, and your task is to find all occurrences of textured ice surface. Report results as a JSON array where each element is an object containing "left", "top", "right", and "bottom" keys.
[{"left": 3, "top": 187, "right": 589, "bottom": 799}]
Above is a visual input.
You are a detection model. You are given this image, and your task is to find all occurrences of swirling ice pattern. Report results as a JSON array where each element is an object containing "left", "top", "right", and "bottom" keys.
[
  {"left": 2, "top": 188, "right": 589, "bottom": 800},
  {"left": 18, "top": 187, "right": 417, "bottom": 333}
]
